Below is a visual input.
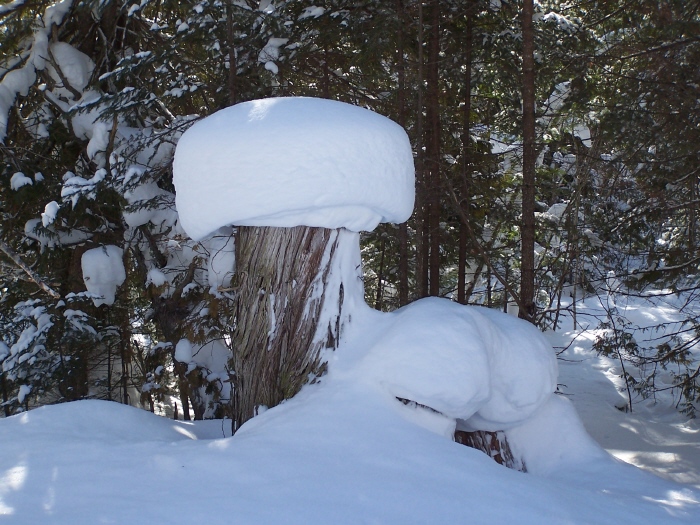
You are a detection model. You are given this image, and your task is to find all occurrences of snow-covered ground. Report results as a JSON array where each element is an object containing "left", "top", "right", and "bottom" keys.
[
  {"left": 550, "top": 292, "right": 700, "bottom": 490},
  {"left": 1, "top": 295, "right": 700, "bottom": 524},
  {"left": 4, "top": 93, "right": 700, "bottom": 520}
]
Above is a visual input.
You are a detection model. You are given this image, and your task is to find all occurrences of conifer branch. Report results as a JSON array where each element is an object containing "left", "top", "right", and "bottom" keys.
[{"left": 0, "top": 240, "right": 60, "bottom": 298}]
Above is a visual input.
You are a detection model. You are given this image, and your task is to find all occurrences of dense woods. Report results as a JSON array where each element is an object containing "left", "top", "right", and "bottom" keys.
[{"left": 1, "top": 0, "right": 700, "bottom": 420}]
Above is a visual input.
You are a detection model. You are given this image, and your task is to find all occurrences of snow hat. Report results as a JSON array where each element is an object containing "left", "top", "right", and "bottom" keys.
[{"left": 173, "top": 97, "right": 415, "bottom": 241}]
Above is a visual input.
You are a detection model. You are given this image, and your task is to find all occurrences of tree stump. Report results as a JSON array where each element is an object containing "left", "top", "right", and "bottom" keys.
[{"left": 230, "top": 225, "right": 360, "bottom": 431}]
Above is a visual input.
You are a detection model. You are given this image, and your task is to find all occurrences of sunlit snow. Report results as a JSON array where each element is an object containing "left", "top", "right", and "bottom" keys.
[
  {"left": 1, "top": 300, "right": 699, "bottom": 524},
  {"left": 3, "top": 85, "right": 699, "bottom": 525},
  {"left": 173, "top": 97, "right": 415, "bottom": 240}
]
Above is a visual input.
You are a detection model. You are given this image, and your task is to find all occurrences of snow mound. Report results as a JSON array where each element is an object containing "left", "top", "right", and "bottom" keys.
[
  {"left": 354, "top": 298, "right": 558, "bottom": 428},
  {"left": 507, "top": 393, "right": 608, "bottom": 475},
  {"left": 0, "top": 400, "right": 196, "bottom": 443},
  {"left": 1, "top": 300, "right": 699, "bottom": 523},
  {"left": 173, "top": 97, "right": 415, "bottom": 240}
]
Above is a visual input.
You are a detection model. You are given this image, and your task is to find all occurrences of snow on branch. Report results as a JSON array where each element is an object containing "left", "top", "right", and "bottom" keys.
[{"left": 0, "top": 0, "right": 74, "bottom": 142}]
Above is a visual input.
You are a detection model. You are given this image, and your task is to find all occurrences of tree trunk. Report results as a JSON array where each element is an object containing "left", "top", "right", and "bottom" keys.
[
  {"left": 426, "top": 0, "right": 441, "bottom": 297},
  {"left": 690, "top": 174, "right": 697, "bottom": 256},
  {"left": 175, "top": 361, "right": 192, "bottom": 421},
  {"left": 520, "top": 0, "right": 536, "bottom": 322},
  {"left": 458, "top": 2, "right": 474, "bottom": 305},
  {"left": 374, "top": 238, "right": 386, "bottom": 311},
  {"left": 1, "top": 374, "right": 10, "bottom": 417},
  {"left": 230, "top": 226, "right": 361, "bottom": 432},
  {"left": 415, "top": 1, "right": 429, "bottom": 299},
  {"left": 226, "top": 0, "right": 237, "bottom": 106},
  {"left": 396, "top": 0, "right": 409, "bottom": 307},
  {"left": 454, "top": 429, "right": 526, "bottom": 472}
]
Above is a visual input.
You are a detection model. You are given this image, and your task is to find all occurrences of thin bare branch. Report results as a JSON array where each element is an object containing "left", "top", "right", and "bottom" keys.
[{"left": 0, "top": 240, "right": 60, "bottom": 298}]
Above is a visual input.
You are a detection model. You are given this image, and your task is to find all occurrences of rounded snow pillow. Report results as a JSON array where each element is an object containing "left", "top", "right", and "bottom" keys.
[
  {"left": 173, "top": 97, "right": 415, "bottom": 240},
  {"left": 358, "top": 298, "right": 558, "bottom": 428}
]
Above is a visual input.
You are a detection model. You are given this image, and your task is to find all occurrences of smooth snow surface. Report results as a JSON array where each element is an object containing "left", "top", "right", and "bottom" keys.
[
  {"left": 350, "top": 298, "right": 557, "bottom": 427},
  {"left": 1, "top": 372, "right": 698, "bottom": 524},
  {"left": 173, "top": 97, "right": 415, "bottom": 240},
  {"left": 1, "top": 298, "right": 699, "bottom": 524},
  {"left": 80, "top": 246, "right": 126, "bottom": 306}
]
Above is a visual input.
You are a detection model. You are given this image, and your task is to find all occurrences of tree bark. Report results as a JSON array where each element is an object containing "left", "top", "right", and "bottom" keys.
[
  {"left": 458, "top": 2, "right": 474, "bottom": 305},
  {"left": 230, "top": 226, "right": 359, "bottom": 432},
  {"left": 226, "top": 0, "right": 237, "bottom": 106},
  {"left": 458, "top": 226, "right": 468, "bottom": 304},
  {"left": 396, "top": 0, "right": 409, "bottom": 307},
  {"left": 374, "top": 238, "right": 385, "bottom": 311},
  {"left": 415, "top": 1, "right": 429, "bottom": 299},
  {"left": 520, "top": 0, "right": 536, "bottom": 322},
  {"left": 455, "top": 429, "right": 526, "bottom": 472},
  {"left": 175, "top": 361, "right": 192, "bottom": 421},
  {"left": 426, "top": 0, "right": 441, "bottom": 297},
  {"left": 1, "top": 374, "right": 10, "bottom": 417}
]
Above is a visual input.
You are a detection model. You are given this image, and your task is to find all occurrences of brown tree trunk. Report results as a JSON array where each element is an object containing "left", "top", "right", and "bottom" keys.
[
  {"left": 396, "top": 0, "right": 410, "bottom": 307},
  {"left": 227, "top": 0, "right": 237, "bottom": 106},
  {"left": 458, "top": 226, "right": 468, "bottom": 304},
  {"left": 175, "top": 361, "right": 192, "bottom": 421},
  {"left": 374, "top": 238, "right": 386, "bottom": 311},
  {"left": 426, "top": 0, "right": 441, "bottom": 297},
  {"left": 230, "top": 226, "right": 358, "bottom": 432},
  {"left": 520, "top": 0, "right": 536, "bottom": 322},
  {"left": 458, "top": 2, "right": 474, "bottom": 305},
  {"left": 455, "top": 429, "right": 526, "bottom": 472},
  {"left": 1, "top": 374, "right": 10, "bottom": 417},
  {"left": 398, "top": 223, "right": 409, "bottom": 306},
  {"left": 690, "top": 174, "right": 697, "bottom": 256},
  {"left": 415, "top": 2, "right": 429, "bottom": 299}
]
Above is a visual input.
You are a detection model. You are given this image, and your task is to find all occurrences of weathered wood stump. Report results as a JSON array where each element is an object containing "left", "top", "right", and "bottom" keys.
[{"left": 230, "top": 225, "right": 360, "bottom": 431}]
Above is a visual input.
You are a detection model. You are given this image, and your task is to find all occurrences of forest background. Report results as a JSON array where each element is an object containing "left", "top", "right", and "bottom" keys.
[{"left": 1, "top": 0, "right": 699, "bottom": 422}]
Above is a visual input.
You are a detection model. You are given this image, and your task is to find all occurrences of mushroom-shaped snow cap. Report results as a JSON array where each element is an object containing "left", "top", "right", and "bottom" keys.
[{"left": 173, "top": 97, "right": 415, "bottom": 241}]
